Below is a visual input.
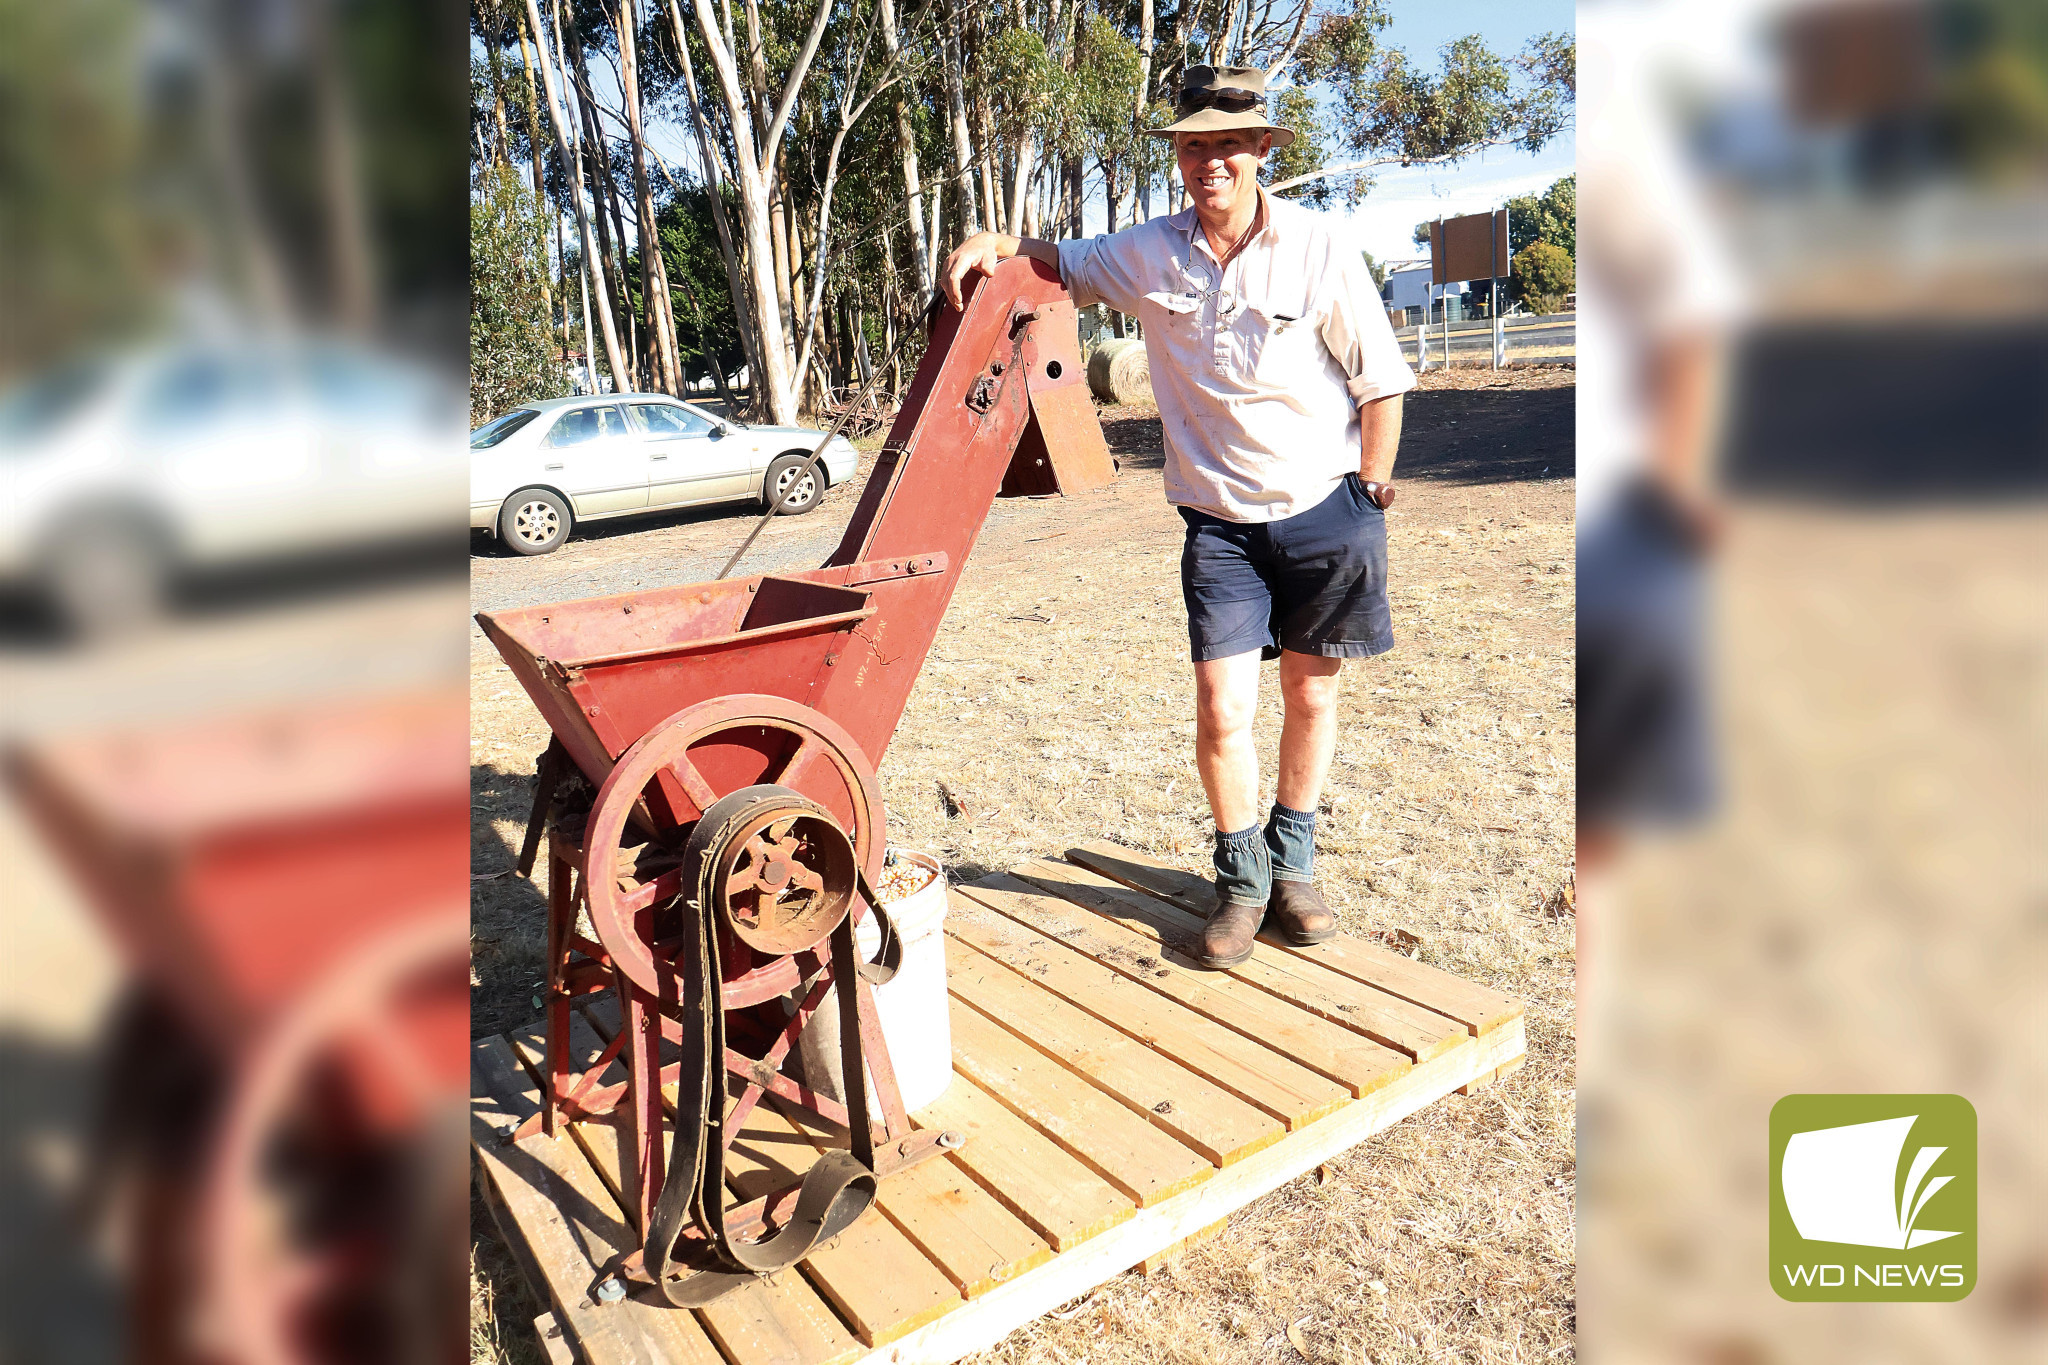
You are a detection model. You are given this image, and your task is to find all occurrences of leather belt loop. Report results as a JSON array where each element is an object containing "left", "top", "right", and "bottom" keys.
[{"left": 642, "top": 801, "right": 884, "bottom": 1306}]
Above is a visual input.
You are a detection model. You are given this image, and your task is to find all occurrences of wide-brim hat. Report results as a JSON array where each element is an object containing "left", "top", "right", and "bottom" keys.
[{"left": 1147, "top": 65, "right": 1295, "bottom": 150}]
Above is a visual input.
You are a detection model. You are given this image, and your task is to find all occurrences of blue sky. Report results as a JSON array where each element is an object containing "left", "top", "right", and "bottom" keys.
[{"left": 1326, "top": 0, "right": 1576, "bottom": 264}]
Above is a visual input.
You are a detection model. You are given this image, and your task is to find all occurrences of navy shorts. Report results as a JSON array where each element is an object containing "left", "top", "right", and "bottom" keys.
[
  {"left": 1577, "top": 482, "right": 1715, "bottom": 828},
  {"left": 1178, "top": 474, "right": 1394, "bottom": 663}
]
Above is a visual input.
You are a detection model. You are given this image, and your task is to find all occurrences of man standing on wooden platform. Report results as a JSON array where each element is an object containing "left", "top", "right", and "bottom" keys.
[{"left": 943, "top": 66, "right": 1415, "bottom": 969}]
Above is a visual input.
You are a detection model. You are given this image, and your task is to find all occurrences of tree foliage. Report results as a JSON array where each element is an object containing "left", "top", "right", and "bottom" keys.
[
  {"left": 1511, "top": 239, "right": 1573, "bottom": 314},
  {"left": 470, "top": 165, "right": 569, "bottom": 418},
  {"left": 467, "top": 0, "right": 1576, "bottom": 415},
  {"left": 1282, "top": 2, "right": 1574, "bottom": 198},
  {"left": 1505, "top": 174, "right": 1574, "bottom": 259}
]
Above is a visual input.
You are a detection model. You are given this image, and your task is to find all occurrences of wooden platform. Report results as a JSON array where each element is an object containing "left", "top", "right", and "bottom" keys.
[{"left": 472, "top": 842, "right": 1526, "bottom": 1365}]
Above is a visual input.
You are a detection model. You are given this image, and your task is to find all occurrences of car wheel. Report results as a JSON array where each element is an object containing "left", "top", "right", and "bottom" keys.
[
  {"left": 500, "top": 488, "right": 571, "bottom": 555},
  {"left": 763, "top": 455, "right": 822, "bottom": 515},
  {"left": 43, "top": 512, "right": 170, "bottom": 640}
]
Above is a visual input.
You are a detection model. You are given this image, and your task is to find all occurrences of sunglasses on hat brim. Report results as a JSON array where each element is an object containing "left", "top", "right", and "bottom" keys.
[{"left": 1175, "top": 87, "right": 1265, "bottom": 116}]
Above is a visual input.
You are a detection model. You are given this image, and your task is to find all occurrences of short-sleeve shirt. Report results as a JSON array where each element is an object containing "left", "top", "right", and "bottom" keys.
[{"left": 1057, "top": 190, "right": 1416, "bottom": 523}]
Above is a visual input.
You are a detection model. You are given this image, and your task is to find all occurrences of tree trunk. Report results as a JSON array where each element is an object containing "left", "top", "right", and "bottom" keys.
[
  {"left": 617, "top": 0, "right": 678, "bottom": 394},
  {"left": 881, "top": 235, "right": 901, "bottom": 393},
  {"left": 513, "top": 6, "right": 555, "bottom": 330},
  {"left": 876, "top": 0, "right": 930, "bottom": 297},
  {"left": 524, "top": 0, "right": 627, "bottom": 393},
  {"left": 973, "top": 79, "right": 1000, "bottom": 233},
  {"left": 685, "top": 0, "right": 833, "bottom": 425},
  {"left": 787, "top": 63, "right": 902, "bottom": 392},
  {"left": 1005, "top": 131, "right": 1033, "bottom": 236},
  {"left": 555, "top": 211, "right": 570, "bottom": 371},
  {"left": 570, "top": 34, "right": 637, "bottom": 391},
  {"left": 1135, "top": 0, "right": 1156, "bottom": 224},
  {"left": 664, "top": 0, "right": 762, "bottom": 391},
  {"left": 941, "top": 1, "right": 980, "bottom": 235},
  {"left": 580, "top": 251, "right": 599, "bottom": 390},
  {"left": 569, "top": 39, "right": 634, "bottom": 378}
]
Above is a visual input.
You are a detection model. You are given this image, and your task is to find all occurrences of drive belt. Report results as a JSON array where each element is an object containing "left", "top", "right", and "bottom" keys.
[{"left": 642, "top": 795, "right": 901, "bottom": 1307}]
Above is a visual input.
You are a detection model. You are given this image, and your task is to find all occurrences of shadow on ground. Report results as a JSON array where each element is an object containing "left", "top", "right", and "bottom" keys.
[
  {"left": 471, "top": 761, "right": 549, "bottom": 1041},
  {"left": 469, "top": 495, "right": 781, "bottom": 558},
  {"left": 0, "top": 1028, "right": 121, "bottom": 1365}
]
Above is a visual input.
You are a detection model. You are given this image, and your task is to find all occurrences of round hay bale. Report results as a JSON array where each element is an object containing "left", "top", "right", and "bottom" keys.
[{"left": 1086, "top": 336, "right": 1152, "bottom": 405}]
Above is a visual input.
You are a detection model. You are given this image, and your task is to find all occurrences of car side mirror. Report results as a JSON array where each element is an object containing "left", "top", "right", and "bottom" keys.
[{"left": 708, "top": 424, "right": 727, "bottom": 440}]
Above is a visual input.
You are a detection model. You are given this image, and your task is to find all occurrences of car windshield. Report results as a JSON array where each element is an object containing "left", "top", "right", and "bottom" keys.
[{"left": 471, "top": 408, "right": 541, "bottom": 448}]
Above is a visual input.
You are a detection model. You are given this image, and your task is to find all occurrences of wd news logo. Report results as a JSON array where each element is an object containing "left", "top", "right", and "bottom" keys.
[{"left": 1770, "top": 1095, "right": 1976, "bottom": 1301}]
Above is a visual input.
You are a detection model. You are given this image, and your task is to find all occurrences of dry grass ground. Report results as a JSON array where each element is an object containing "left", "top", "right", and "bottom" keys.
[{"left": 469, "top": 367, "right": 1577, "bottom": 1364}]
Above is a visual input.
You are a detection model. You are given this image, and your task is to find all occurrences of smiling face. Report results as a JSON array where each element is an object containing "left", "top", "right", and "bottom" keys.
[{"left": 1175, "top": 128, "right": 1272, "bottom": 223}]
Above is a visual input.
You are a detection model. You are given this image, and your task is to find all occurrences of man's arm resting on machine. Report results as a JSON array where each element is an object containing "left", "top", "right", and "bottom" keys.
[{"left": 942, "top": 233, "right": 1062, "bottom": 311}]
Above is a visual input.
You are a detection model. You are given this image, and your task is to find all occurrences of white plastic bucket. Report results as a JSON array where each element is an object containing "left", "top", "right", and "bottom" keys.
[{"left": 796, "top": 849, "right": 954, "bottom": 1115}]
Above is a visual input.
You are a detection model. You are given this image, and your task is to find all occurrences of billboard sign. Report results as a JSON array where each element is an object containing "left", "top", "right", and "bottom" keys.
[{"left": 1430, "top": 209, "right": 1511, "bottom": 285}]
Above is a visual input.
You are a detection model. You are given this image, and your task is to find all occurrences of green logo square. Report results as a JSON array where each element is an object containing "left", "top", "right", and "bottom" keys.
[{"left": 1770, "top": 1094, "right": 1976, "bottom": 1301}]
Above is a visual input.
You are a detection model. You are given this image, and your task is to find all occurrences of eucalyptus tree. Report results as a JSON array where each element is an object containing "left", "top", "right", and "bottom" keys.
[
  {"left": 520, "top": 0, "right": 629, "bottom": 391},
  {"left": 1277, "top": 7, "right": 1574, "bottom": 197}
]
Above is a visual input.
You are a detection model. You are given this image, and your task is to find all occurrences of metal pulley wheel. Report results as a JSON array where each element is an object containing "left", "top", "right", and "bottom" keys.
[
  {"left": 685, "top": 786, "right": 858, "bottom": 957},
  {"left": 582, "top": 695, "right": 884, "bottom": 1001}
]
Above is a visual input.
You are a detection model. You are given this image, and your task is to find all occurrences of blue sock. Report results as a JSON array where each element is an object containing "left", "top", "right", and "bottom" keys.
[
  {"left": 1265, "top": 801, "right": 1317, "bottom": 884},
  {"left": 1212, "top": 823, "right": 1270, "bottom": 908}
]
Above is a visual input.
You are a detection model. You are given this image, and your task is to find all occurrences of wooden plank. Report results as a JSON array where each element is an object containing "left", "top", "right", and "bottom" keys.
[
  {"left": 1068, "top": 840, "right": 1523, "bottom": 1036},
  {"left": 723, "top": 1099, "right": 963, "bottom": 1347},
  {"left": 474, "top": 1156, "right": 555, "bottom": 1323},
  {"left": 1458, "top": 1067, "right": 1498, "bottom": 1096},
  {"left": 847, "top": 1014, "right": 1527, "bottom": 1365},
  {"left": 947, "top": 1000, "right": 1213, "bottom": 1207},
  {"left": 471, "top": 1036, "right": 728, "bottom": 1365},
  {"left": 536, "top": 1311, "right": 577, "bottom": 1365},
  {"left": 770, "top": 1098, "right": 1055, "bottom": 1300},
  {"left": 910, "top": 1072, "right": 1133, "bottom": 1251},
  {"left": 1138, "top": 1219, "right": 1226, "bottom": 1276},
  {"left": 944, "top": 936, "right": 1285, "bottom": 1166},
  {"left": 942, "top": 889, "right": 1350, "bottom": 1130},
  {"left": 1009, "top": 858, "right": 1465, "bottom": 1064},
  {"left": 697, "top": 1273, "right": 864, "bottom": 1365},
  {"left": 954, "top": 874, "right": 1407, "bottom": 1100},
  {"left": 509, "top": 1016, "right": 641, "bottom": 1217},
  {"left": 504, "top": 1018, "right": 863, "bottom": 1365}
]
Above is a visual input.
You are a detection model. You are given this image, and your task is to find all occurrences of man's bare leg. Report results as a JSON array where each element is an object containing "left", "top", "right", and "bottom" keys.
[
  {"left": 1274, "top": 650, "right": 1343, "bottom": 812},
  {"left": 1265, "top": 650, "right": 1342, "bottom": 941},
  {"left": 1192, "top": 651, "right": 1267, "bottom": 965},
  {"left": 1193, "top": 651, "right": 1263, "bottom": 834}
]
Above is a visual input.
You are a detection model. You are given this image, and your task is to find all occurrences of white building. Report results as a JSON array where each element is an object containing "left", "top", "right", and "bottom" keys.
[{"left": 1382, "top": 262, "right": 1477, "bottom": 323}]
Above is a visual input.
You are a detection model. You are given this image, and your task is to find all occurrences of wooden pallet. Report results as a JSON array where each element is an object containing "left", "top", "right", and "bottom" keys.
[{"left": 472, "top": 842, "right": 1527, "bottom": 1365}]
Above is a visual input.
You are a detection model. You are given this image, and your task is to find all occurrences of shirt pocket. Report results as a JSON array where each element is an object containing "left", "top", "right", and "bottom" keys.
[
  {"left": 1141, "top": 290, "right": 1202, "bottom": 339},
  {"left": 1228, "top": 306, "right": 1321, "bottom": 386}
]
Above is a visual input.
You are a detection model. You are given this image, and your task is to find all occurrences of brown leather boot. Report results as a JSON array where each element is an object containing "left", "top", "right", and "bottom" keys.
[
  {"left": 1199, "top": 900, "right": 1264, "bottom": 969},
  {"left": 1268, "top": 880, "right": 1337, "bottom": 944}
]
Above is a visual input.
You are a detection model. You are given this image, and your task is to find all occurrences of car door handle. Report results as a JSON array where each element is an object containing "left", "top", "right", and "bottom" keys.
[
  {"left": 544, "top": 462, "right": 564, "bottom": 470},
  {"left": 650, "top": 454, "right": 668, "bottom": 460}
]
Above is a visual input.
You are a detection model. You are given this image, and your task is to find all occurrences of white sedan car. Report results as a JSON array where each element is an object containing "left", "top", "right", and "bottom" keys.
[
  {"left": 469, "top": 393, "right": 858, "bottom": 555},
  {"left": 0, "top": 342, "right": 461, "bottom": 636}
]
